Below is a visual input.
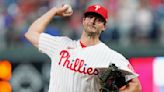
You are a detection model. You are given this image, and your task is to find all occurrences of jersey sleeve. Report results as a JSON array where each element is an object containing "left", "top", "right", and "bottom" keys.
[
  {"left": 110, "top": 53, "right": 139, "bottom": 82},
  {"left": 38, "top": 33, "right": 72, "bottom": 57},
  {"left": 118, "top": 58, "right": 138, "bottom": 81}
]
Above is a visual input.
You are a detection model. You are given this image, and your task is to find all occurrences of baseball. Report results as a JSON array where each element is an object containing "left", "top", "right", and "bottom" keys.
[{"left": 63, "top": 4, "right": 73, "bottom": 14}]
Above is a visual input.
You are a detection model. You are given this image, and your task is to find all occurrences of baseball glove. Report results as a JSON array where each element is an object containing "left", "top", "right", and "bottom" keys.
[{"left": 98, "top": 64, "right": 128, "bottom": 92}]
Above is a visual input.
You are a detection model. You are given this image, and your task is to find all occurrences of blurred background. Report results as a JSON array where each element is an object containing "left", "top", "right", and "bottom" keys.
[{"left": 0, "top": 0, "right": 164, "bottom": 92}]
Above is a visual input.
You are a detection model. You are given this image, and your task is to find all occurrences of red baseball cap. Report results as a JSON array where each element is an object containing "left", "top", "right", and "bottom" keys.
[{"left": 84, "top": 4, "right": 108, "bottom": 22}]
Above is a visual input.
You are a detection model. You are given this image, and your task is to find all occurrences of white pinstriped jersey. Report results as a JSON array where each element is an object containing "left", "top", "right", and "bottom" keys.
[{"left": 39, "top": 33, "right": 138, "bottom": 92}]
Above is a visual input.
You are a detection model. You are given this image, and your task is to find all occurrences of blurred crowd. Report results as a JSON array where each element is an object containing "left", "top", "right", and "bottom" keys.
[{"left": 0, "top": 0, "right": 164, "bottom": 49}]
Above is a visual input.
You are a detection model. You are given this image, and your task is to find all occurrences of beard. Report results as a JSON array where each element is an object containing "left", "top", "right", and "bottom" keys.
[{"left": 84, "top": 25, "right": 102, "bottom": 37}]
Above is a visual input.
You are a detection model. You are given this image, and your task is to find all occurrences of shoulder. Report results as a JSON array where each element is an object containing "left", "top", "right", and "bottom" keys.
[
  {"left": 39, "top": 33, "right": 76, "bottom": 49},
  {"left": 40, "top": 33, "right": 73, "bottom": 43},
  {"left": 40, "top": 33, "right": 72, "bottom": 40},
  {"left": 100, "top": 43, "right": 128, "bottom": 62},
  {"left": 101, "top": 43, "right": 126, "bottom": 57}
]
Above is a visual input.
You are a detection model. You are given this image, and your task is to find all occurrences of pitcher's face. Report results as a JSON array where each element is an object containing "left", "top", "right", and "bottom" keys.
[{"left": 83, "top": 13, "right": 106, "bottom": 34}]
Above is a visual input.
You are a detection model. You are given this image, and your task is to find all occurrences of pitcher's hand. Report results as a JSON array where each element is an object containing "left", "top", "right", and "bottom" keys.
[
  {"left": 55, "top": 4, "right": 73, "bottom": 17},
  {"left": 119, "top": 78, "right": 142, "bottom": 92}
]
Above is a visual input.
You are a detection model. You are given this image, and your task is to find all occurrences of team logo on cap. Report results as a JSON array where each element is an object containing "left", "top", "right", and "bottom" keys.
[
  {"left": 94, "top": 5, "right": 101, "bottom": 11},
  {"left": 85, "top": 4, "right": 108, "bottom": 21}
]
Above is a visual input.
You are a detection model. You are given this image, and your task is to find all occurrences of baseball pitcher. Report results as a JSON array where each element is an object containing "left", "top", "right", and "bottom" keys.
[{"left": 25, "top": 4, "right": 142, "bottom": 92}]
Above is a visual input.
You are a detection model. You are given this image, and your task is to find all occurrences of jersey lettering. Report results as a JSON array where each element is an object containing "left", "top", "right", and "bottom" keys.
[{"left": 59, "top": 50, "right": 98, "bottom": 75}]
